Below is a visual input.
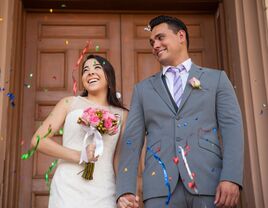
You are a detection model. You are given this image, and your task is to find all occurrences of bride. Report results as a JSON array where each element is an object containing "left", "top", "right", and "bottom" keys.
[{"left": 31, "top": 55, "right": 129, "bottom": 208}]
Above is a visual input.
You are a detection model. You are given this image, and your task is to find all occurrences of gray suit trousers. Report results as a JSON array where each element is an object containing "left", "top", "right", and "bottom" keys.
[{"left": 144, "top": 180, "right": 215, "bottom": 208}]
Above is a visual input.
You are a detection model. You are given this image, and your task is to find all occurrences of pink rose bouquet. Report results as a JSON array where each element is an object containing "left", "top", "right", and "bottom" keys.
[{"left": 77, "top": 107, "right": 120, "bottom": 180}]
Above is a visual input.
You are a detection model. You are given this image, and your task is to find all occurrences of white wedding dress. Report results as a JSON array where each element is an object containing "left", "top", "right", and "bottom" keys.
[{"left": 48, "top": 96, "right": 123, "bottom": 208}]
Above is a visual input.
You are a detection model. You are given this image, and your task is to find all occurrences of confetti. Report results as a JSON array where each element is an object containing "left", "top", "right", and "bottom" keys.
[
  {"left": 29, "top": 73, "right": 33, "bottom": 78},
  {"left": 65, "top": 40, "right": 69, "bottom": 45},
  {"left": 156, "top": 146, "right": 161, "bottom": 152},
  {"left": 263, "top": 104, "right": 267, "bottom": 108},
  {"left": 61, "top": 4, "right": 66, "bottom": 8},
  {"left": 20, "top": 140, "right": 25, "bottom": 146},
  {"left": 52, "top": 75, "right": 57, "bottom": 80},
  {"left": 24, "top": 84, "right": 31, "bottom": 88},
  {"left": 59, "top": 128, "right": 64, "bottom": 135},
  {"left": 0, "top": 17, "right": 3, "bottom": 22},
  {"left": 49, "top": 8, "right": 53, "bottom": 13},
  {"left": 188, "top": 181, "right": 196, "bottom": 189},
  {"left": 21, "top": 125, "right": 52, "bottom": 160},
  {"left": 124, "top": 168, "right": 128, "bottom": 172},
  {"left": 45, "top": 159, "right": 58, "bottom": 189},
  {"left": 95, "top": 45, "right": 100, "bottom": 52},
  {"left": 173, "top": 156, "right": 179, "bottom": 165},
  {"left": 126, "top": 139, "right": 132, "bottom": 145},
  {"left": 7, "top": 92, "right": 15, "bottom": 107},
  {"left": 102, "top": 61, "right": 106, "bottom": 65},
  {"left": 151, "top": 171, "right": 156, "bottom": 176},
  {"left": 169, "top": 176, "right": 172, "bottom": 181}
]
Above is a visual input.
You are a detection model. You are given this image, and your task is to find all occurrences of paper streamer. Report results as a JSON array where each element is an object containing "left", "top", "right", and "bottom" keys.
[
  {"left": 147, "top": 146, "right": 171, "bottom": 205},
  {"left": 45, "top": 159, "right": 58, "bottom": 189},
  {"left": 178, "top": 146, "right": 198, "bottom": 193}
]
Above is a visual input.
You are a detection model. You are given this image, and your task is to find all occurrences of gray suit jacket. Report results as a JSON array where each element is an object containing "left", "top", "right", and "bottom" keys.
[{"left": 116, "top": 64, "right": 244, "bottom": 201}]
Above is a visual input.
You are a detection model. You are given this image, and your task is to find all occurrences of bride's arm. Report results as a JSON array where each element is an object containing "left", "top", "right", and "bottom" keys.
[
  {"left": 30, "top": 96, "right": 80, "bottom": 163},
  {"left": 113, "top": 110, "right": 128, "bottom": 176}
]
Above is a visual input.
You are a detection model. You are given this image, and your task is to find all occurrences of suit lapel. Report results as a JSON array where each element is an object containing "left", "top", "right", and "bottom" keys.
[
  {"left": 177, "top": 64, "right": 204, "bottom": 114},
  {"left": 151, "top": 72, "right": 177, "bottom": 114}
]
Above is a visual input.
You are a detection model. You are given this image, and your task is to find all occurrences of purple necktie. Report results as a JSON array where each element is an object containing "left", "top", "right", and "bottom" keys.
[{"left": 167, "top": 66, "right": 185, "bottom": 107}]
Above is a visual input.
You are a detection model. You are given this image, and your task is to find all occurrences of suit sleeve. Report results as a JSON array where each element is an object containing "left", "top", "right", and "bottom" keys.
[
  {"left": 216, "top": 71, "right": 244, "bottom": 187},
  {"left": 116, "top": 84, "right": 146, "bottom": 199}
]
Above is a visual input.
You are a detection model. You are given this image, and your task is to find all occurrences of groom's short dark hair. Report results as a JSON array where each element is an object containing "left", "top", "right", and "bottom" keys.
[{"left": 149, "top": 15, "right": 189, "bottom": 49}]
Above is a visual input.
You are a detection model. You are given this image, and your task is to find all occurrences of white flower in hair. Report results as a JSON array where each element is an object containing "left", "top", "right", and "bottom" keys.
[{"left": 116, "top": 92, "right": 121, "bottom": 99}]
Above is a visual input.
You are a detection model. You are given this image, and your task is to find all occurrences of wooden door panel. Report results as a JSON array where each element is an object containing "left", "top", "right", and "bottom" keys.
[{"left": 20, "top": 13, "right": 121, "bottom": 208}]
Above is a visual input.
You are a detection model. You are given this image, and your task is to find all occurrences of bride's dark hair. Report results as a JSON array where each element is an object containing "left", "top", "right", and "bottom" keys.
[{"left": 81, "top": 54, "right": 127, "bottom": 110}]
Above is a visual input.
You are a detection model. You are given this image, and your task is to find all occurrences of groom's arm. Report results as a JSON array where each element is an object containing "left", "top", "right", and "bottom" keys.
[
  {"left": 116, "top": 84, "right": 146, "bottom": 199},
  {"left": 216, "top": 71, "right": 244, "bottom": 186},
  {"left": 215, "top": 71, "right": 244, "bottom": 207}
]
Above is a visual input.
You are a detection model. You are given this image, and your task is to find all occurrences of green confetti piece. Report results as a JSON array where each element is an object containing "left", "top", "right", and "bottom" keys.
[
  {"left": 21, "top": 126, "right": 52, "bottom": 160},
  {"left": 59, "top": 128, "right": 63, "bottom": 135},
  {"left": 95, "top": 45, "right": 100, "bottom": 51},
  {"left": 45, "top": 159, "right": 58, "bottom": 189}
]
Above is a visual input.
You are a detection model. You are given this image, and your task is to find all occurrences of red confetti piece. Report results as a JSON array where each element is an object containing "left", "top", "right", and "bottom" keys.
[
  {"left": 188, "top": 181, "right": 196, "bottom": 189},
  {"left": 156, "top": 146, "right": 161, "bottom": 152},
  {"left": 184, "top": 144, "right": 190, "bottom": 156},
  {"left": 173, "top": 156, "right": 179, "bottom": 165}
]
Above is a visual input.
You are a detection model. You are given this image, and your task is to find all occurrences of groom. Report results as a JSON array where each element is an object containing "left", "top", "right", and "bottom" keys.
[{"left": 116, "top": 15, "right": 244, "bottom": 208}]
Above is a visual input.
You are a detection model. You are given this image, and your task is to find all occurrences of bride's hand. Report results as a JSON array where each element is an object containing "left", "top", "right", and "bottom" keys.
[{"left": 86, "top": 143, "right": 99, "bottom": 162}]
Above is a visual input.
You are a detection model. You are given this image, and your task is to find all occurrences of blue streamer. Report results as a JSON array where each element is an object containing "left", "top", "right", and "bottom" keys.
[{"left": 147, "top": 146, "right": 171, "bottom": 205}]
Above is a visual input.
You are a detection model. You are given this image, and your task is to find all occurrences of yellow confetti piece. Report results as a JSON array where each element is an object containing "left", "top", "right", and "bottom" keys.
[
  {"left": 65, "top": 40, "right": 69, "bottom": 45},
  {"left": 61, "top": 4, "right": 66, "bottom": 8},
  {"left": 151, "top": 171, "right": 156, "bottom": 176},
  {"left": 49, "top": 9, "right": 53, "bottom": 13},
  {"left": 0, "top": 17, "right": 3, "bottom": 22},
  {"left": 29, "top": 73, "right": 33, "bottom": 78},
  {"left": 124, "top": 168, "right": 128, "bottom": 172}
]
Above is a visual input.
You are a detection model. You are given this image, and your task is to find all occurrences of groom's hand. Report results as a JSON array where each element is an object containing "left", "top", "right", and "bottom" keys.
[
  {"left": 214, "top": 181, "right": 240, "bottom": 207},
  {"left": 117, "top": 194, "right": 139, "bottom": 208}
]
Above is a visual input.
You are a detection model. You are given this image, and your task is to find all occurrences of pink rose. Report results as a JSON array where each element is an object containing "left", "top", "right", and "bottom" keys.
[
  {"left": 89, "top": 115, "right": 100, "bottom": 127},
  {"left": 104, "top": 118, "right": 113, "bottom": 129}
]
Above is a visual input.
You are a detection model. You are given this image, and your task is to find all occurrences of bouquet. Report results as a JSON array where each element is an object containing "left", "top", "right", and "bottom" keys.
[{"left": 77, "top": 107, "right": 120, "bottom": 180}]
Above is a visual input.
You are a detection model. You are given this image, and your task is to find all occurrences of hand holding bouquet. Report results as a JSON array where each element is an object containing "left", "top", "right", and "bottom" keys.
[{"left": 77, "top": 107, "right": 120, "bottom": 180}]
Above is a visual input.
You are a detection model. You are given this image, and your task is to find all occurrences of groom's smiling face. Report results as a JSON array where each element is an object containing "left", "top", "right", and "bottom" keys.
[{"left": 149, "top": 23, "right": 186, "bottom": 66}]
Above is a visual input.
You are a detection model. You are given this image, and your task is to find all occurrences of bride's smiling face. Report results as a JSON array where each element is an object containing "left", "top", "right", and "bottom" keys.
[{"left": 82, "top": 58, "right": 108, "bottom": 94}]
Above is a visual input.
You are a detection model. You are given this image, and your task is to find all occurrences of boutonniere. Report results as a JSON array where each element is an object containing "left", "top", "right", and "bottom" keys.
[{"left": 189, "top": 77, "right": 201, "bottom": 89}]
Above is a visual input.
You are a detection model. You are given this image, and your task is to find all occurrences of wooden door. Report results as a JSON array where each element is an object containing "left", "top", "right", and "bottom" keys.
[
  {"left": 19, "top": 13, "right": 121, "bottom": 208},
  {"left": 19, "top": 13, "right": 219, "bottom": 208}
]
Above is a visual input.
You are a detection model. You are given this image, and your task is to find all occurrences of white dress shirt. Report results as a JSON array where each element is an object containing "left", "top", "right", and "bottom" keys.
[{"left": 162, "top": 58, "right": 192, "bottom": 100}]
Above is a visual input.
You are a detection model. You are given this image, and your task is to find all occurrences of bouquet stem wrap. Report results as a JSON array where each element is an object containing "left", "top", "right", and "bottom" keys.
[{"left": 79, "top": 126, "right": 103, "bottom": 180}]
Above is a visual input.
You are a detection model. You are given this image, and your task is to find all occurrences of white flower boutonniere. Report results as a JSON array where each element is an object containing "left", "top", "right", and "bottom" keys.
[{"left": 189, "top": 77, "right": 201, "bottom": 89}]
